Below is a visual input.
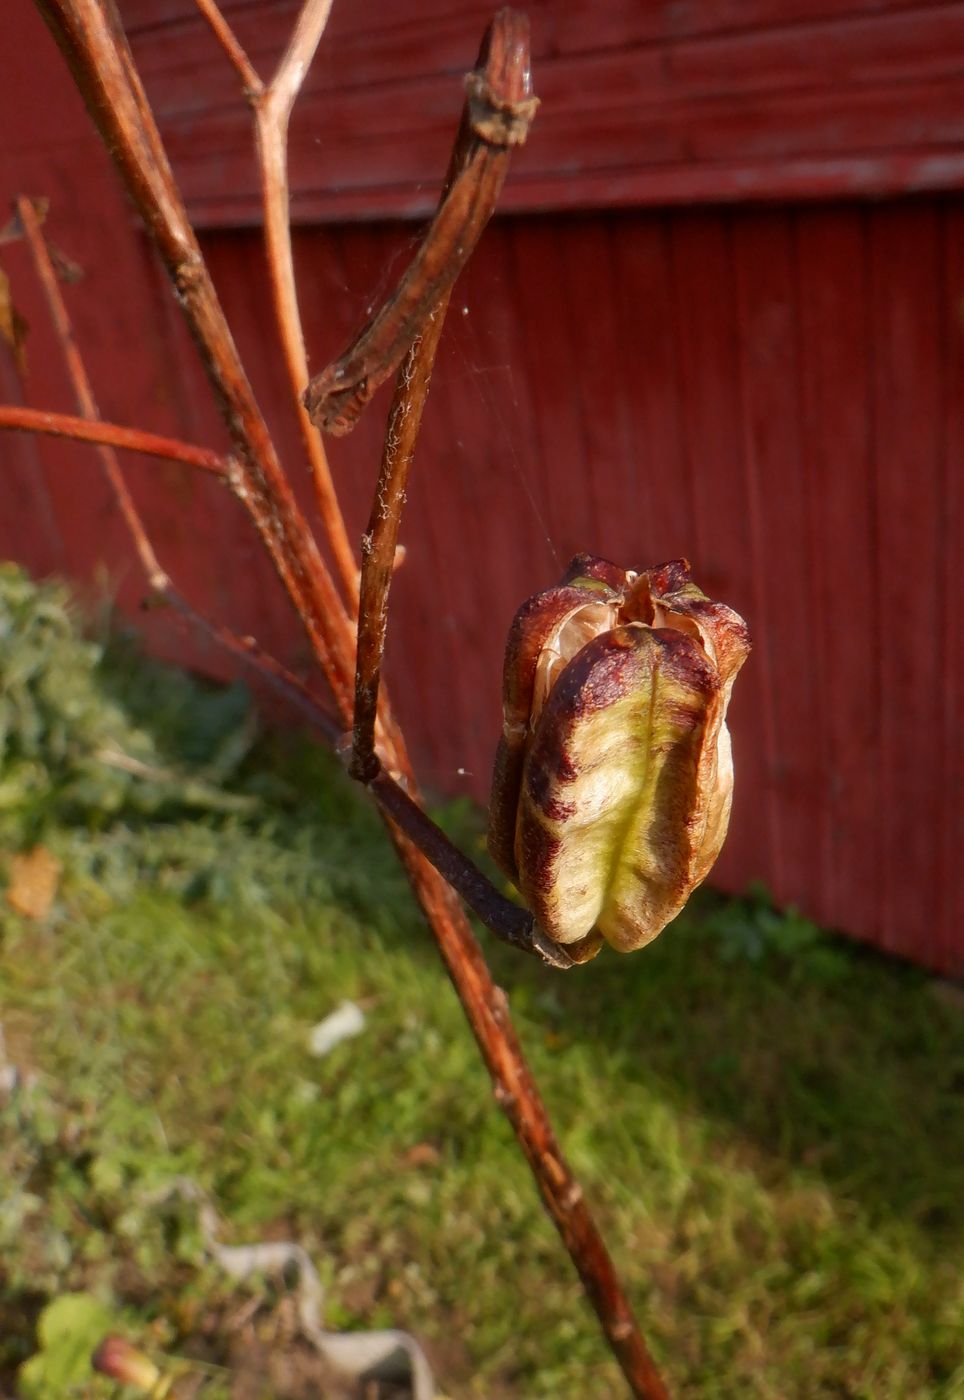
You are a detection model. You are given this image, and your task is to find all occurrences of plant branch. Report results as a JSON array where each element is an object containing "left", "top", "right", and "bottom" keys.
[
  {"left": 12, "top": 199, "right": 337, "bottom": 745},
  {"left": 349, "top": 304, "right": 448, "bottom": 780},
  {"left": 193, "top": 0, "right": 262, "bottom": 97},
  {"left": 31, "top": 5, "right": 671, "bottom": 1394},
  {"left": 16, "top": 194, "right": 167, "bottom": 588},
  {"left": 303, "top": 14, "right": 538, "bottom": 437},
  {"left": 254, "top": 0, "right": 359, "bottom": 602},
  {"left": 196, "top": 0, "right": 359, "bottom": 601},
  {"left": 36, "top": 0, "right": 357, "bottom": 705},
  {"left": 0, "top": 404, "right": 230, "bottom": 475},
  {"left": 160, "top": 588, "right": 342, "bottom": 746}
]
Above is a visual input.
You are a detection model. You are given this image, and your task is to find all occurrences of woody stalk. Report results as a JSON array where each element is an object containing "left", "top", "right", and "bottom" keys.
[{"left": 1, "top": 0, "right": 672, "bottom": 1396}]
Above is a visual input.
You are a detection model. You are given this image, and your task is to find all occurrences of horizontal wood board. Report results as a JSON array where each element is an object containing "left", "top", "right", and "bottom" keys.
[{"left": 91, "top": 1, "right": 964, "bottom": 221}]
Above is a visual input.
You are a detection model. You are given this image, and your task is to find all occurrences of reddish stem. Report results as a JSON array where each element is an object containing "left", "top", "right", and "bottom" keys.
[
  {"left": 30, "top": 5, "right": 672, "bottom": 1394},
  {"left": 16, "top": 194, "right": 166, "bottom": 586},
  {"left": 0, "top": 404, "right": 229, "bottom": 475}
]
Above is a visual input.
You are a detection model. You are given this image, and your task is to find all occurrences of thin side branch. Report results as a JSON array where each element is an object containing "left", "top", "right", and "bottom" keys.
[
  {"left": 0, "top": 404, "right": 230, "bottom": 475},
  {"left": 163, "top": 590, "right": 341, "bottom": 747},
  {"left": 303, "top": 14, "right": 538, "bottom": 436},
  {"left": 196, "top": 0, "right": 359, "bottom": 601},
  {"left": 16, "top": 194, "right": 166, "bottom": 588},
  {"left": 193, "top": 0, "right": 263, "bottom": 97},
  {"left": 36, "top": 0, "right": 357, "bottom": 705},
  {"left": 265, "top": 0, "right": 334, "bottom": 116},
  {"left": 13, "top": 199, "right": 328, "bottom": 743}
]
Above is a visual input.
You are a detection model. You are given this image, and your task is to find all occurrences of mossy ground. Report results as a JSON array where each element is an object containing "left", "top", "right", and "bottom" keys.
[{"left": 1, "top": 567, "right": 962, "bottom": 1398}]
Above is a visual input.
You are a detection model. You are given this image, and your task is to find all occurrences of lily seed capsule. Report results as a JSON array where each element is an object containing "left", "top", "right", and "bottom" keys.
[{"left": 488, "top": 557, "right": 750, "bottom": 962}]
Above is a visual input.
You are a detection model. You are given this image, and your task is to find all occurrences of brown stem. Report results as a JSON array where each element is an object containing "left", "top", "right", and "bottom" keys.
[
  {"left": 302, "top": 10, "right": 538, "bottom": 437},
  {"left": 253, "top": 0, "right": 359, "bottom": 602},
  {"left": 393, "top": 831, "right": 670, "bottom": 1400},
  {"left": 16, "top": 194, "right": 167, "bottom": 587},
  {"left": 368, "top": 764, "right": 572, "bottom": 968},
  {"left": 192, "top": 0, "right": 263, "bottom": 97},
  {"left": 349, "top": 302, "right": 448, "bottom": 780},
  {"left": 0, "top": 404, "right": 229, "bottom": 475},
  {"left": 35, "top": 0, "right": 356, "bottom": 707},
  {"left": 195, "top": 0, "right": 359, "bottom": 601},
  {"left": 32, "top": 5, "right": 670, "bottom": 1394}
]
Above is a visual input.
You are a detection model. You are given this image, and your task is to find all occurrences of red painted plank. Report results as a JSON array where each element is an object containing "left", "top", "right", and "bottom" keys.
[
  {"left": 555, "top": 219, "right": 640, "bottom": 563},
  {"left": 795, "top": 208, "right": 880, "bottom": 944},
  {"left": 869, "top": 205, "right": 943, "bottom": 961},
  {"left": 108, "top": 0, "right": 964, "bottom": 223},
  {"left": 732, "top": 212, "right": 821, "bottom": 909},
  {"left": 673, "top": 7, "right": 964, "bottom": 94},
  {"left": 610, "top": 214, "right": 693, "bottom": 562},
  {"left": 445, "top": 219, "right": 564, "bottom": 741},
  {"left": 503, "top": 220, "right": 600, "bottom": 562},
  {"left": 667, "top": 213, "right": 771, "bottom": 890},
  {"left": 938, "top": 204, "right": 964, "bottom": 975}
]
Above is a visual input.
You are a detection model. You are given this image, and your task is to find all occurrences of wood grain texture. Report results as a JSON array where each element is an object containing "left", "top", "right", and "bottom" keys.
[
  {"left": 3, "top": 0, "right": 963, "bottom": 973},
  {"left": 103, "top": 0, "right": 964, "bottom": 224},
  {"left": 14, "top": 201, "right": 947, "bottom": 974}
]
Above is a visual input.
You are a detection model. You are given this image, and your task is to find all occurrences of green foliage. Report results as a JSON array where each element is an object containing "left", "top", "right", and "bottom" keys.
[
  {"left": 17, "top": 1294, "right": 114, "bottom": 1399},
  {"left": 0, "top": 563, "right": 255, "bottom": 848},
  {"left": 1, "top": 569, "right": 962, "bottom": 1398},
  {"left": 704, "top": 880, "right": 853, "bottom": 980}
]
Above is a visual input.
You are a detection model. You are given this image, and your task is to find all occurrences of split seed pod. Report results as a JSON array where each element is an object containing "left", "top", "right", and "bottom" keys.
[{"left": 488, "top": 556, "right": 750, "bottom": 962}]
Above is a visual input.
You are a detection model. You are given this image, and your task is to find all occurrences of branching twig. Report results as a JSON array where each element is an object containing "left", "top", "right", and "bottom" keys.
[
  {"left": 193, "top": 0, "right": 262, "bottom": 97},
  {"left": 303, "top": 14, "right": 538, "bottom": 437},
  {"left": 0, "top": 404, "right": 229, "bottom": 475},
  {"left": 24, "top": 5, "right": 671, "bottom": 1395},
  {"left": 195, "top": 0, "right": 358, "bottom": 603},
  {"left": 35, "top": 0, "right": 357, "bottom": 703},
  {"left": 343, "top": 19, "right": 571, "bottom": 967},
  {"left": 162, "top": 589, "right": 342, "bottom": 748},
  {"left": 10, "top": 198, "right": 334, "bottom": 749},
  {"left": 17, "top": 194, "right": 166, "bottom": 587}
]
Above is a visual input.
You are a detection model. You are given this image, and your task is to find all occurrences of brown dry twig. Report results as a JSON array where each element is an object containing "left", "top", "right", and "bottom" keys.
[
  {"left": 0, "top": 403, "right": 229, "bottom": 475},
  {"left": 302, "top": 23, "right": 538, "bottom": 437},
  {"left": 14, "top": 3, "right": 671, "bottom": 1396},
  {"left": 10, "top": 195, "right": 336, "bottom": 728},
  {"left": 196, "top": 0, "right": 357, "bottom": 602}
]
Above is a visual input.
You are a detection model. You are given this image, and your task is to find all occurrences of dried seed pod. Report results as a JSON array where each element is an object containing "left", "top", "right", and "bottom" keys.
[{"left": 488, "top": 557, "right": 750, "bottom": 961}]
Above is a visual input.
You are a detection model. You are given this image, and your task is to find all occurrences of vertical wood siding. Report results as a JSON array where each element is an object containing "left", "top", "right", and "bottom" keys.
[
  {"left": 4, "top": 197, "right": 960, "bottom": 971},
  {"left": 172, "top": 206, "right": 964, "bottom": 973},
  {"left": 2, "top": 0, "right": 962, "bottom": 973}
]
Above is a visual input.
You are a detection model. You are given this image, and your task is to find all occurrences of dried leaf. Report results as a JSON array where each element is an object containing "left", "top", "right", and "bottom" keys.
[
  {"left": 6, "top": 846, "right": 61, "bottom": 919},
  {"left": 399, "top": 1142, "right": 441, "bottom": 1170}
]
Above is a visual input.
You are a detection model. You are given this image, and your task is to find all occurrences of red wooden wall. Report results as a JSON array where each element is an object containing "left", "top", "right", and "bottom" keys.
[{"left": 1, "top": 0, "right": 963, "bottom": 973}]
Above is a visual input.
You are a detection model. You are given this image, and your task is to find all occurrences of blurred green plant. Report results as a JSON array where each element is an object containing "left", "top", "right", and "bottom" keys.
[
  {"left": 1, "top": 568, "right": 962, "bottom": 1399},
  {"left": 17, "top": 1293, "right": 115, "bottom": 1399},
  {"left": 704, "top": 881, "right": 853, "bottom": 981},
  {"left": 0, "top": 563, "right": 256, "bottom": 846}
]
